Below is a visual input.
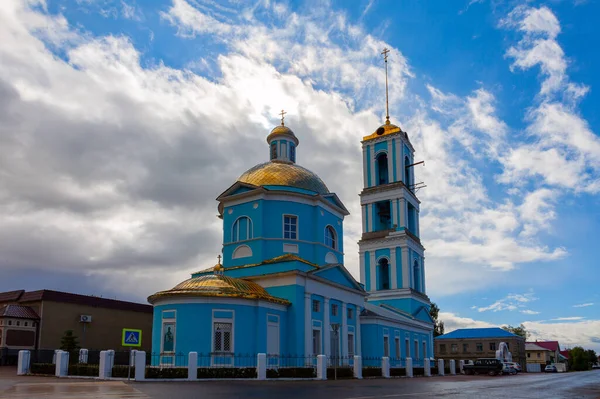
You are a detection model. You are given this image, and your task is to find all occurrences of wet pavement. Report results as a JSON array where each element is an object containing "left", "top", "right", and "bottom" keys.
[{"left": 1, "top": 366, "right": 599, "bottom": 398}]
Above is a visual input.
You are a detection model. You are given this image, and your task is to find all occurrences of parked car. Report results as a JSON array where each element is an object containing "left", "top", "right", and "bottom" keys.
[
  {"left": 591, "top": 364, "right": 600, "bottom": 369},
  {"left": 502, "top": 363, "right": 518, "bottom": 375},
  {"left": 544, "top": 365, "right": 558, "bottom": 373},
  {"left": 504, "top": 362, "right": 522, "bottom": 372},
  {"left": 463, "top": 358, "right": 504, "bottom": 376}
]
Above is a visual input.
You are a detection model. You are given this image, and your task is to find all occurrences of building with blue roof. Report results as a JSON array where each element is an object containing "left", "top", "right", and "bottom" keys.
[
  {"left": 147, "top": 106, "right": 434, "bottom": 367},
  {"left": 434, "top": 327, "right": 526, "bottom": 366}
]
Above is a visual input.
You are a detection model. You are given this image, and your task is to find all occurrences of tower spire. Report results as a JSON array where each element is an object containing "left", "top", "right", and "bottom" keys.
[{"left": 381, "top": 47, "right": 390, "bottom": 125}]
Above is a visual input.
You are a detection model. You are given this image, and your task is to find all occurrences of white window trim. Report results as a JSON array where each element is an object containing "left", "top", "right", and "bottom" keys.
[
  {"left": 211, "top": 309, "right": 235, "bottom": 356},
  {"left": 414, "top": 339, "right": 420, "bottom": 360},
  {"left": 422, "top": 340, "right": 428, "bottom": 359},
  {"left": 405, "top": 338, "right": 410, "bottom": 358},
  {"left": 282, "top": 214, "right": 299, "bottom": 240},
  {"left": 160, "top": 309, "right": 177, "bottom": 363},
  {"left": 232, "top": 216, "right": 253, "bottom": 243},
  {"left": 324, "top": 225, "right": 337, "bottom": 250},
  {"left": 312, "top": 326, "right": 323, "bottom": 355},
  {"left": 383, "top": 333, "right": 390, "bottom": 358},
  {"left": 348, "top": 332, "right": 355, "bottom": 356},
  {"left": 395, "top": 337, "right": 401, "bottom": 359}
]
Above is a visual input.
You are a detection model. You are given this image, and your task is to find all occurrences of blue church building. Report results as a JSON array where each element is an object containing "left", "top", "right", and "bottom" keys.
[{"left": 148, "top": 113, "right": 434, "bottom": 366}]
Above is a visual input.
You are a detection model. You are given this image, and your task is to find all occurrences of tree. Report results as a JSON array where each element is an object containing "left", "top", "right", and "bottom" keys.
[
  {"left": 429, "top": 303, "right": 445, "bottom": 337},
  {"left": 569, "top": 346, "right": 590, "bottom": 371},
  {"left": 60, "top": 330, "right": 80, "bottom": 352},
  {"left": 501, "top": 324, "right": 529, "bottom": 340}
]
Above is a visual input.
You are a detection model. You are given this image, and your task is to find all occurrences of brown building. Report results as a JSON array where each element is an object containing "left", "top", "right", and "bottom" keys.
[
  {"left": 434, "top": 327, "right": 526, "bottom": 367},
  {"left": 0, "top": 289, "right": 152, "bottom": 355}
]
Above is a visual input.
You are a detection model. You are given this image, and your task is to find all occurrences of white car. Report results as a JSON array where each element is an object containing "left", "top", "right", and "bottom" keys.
[{"left": 502, "top": 363, "right": 517, "bottom": 375}]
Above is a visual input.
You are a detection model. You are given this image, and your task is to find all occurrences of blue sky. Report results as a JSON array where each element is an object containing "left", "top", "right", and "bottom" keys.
[{"left": 0, "top": 0, "right": 599, "bottom": 351}]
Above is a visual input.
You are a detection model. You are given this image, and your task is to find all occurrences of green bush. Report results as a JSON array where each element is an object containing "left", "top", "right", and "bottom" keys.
[
  {"left": 30, "top": 363, "right": 55, "bottom": 375},
  {"left": 267, "top": 367, "right": 316, "bottom": 378},
  {"left": 413, "top": 367, "right": 425, "bottom": 376},
  {"left": 69, "top": 364, "right": 99, "bottom": 377},
  {"left": 146, "top": 367, "right": 188, "bottom": 379},
  {"left": 362, "top": 367, "right": 382, "bottom": 377},
  {"left": 197, "top": 367, "right": 256, "bottom": 379},
  {"left": 327, "top": 367, "right": 354, "bottom": 379},
  {"left": 112, "top": 365, "right": 135, "bottom": 378},
  {"left": 390, "top": 367, "right": 406, "bottom": 377}
]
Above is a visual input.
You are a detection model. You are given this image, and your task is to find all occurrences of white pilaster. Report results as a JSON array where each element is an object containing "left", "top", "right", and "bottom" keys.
[
  {"left": 396, "top": 138, "right": 402, "bottom": 185},
  {"left": 390, "top": 247, "right": 397, "bottom": 290},
  {"left": 305, "top": 293, "right": 312, "bottom": 356},
  {"left": 402, "top": 247, "right": 410, "bottom": 289},
  {"left": 324, "top": 297, "right": 330, "bottom": 357},
  {"left": 421, "top": 258, "right": 426, "bottom": 294},
  {"left": 398, "top": 198, "right": 406, "bottom": 228},
  {"left": 362, "top": 147, "right": 368, "bottom": 187},
  {"left": 387, "top": 139, "right": 394, "bottom": 183},
  {"left": 359, "top": 252, "right": 365, "bottom": 285},
  {"left": 361, "top": 205, "right": 366, "bottom": 233},
  {"left": 341, "top": 302, "right": 348, "bottom": 358},
  {"left": 370, "top": 149, "right": 376, "bottom": 188},
  {"left": 391, "top": 199, "right": 398, "bottom": 228},
  {"left": 369, "top": 252, "right": 376, "bottom": 292},
  {"left": 356, "top": 310, "right": 362, "bottom": 356},
  {"left": 367, "top": 204, "right": 373, "bottom": 232}
]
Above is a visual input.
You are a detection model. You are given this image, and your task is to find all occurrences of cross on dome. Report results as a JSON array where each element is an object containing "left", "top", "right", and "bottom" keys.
[{"left": 279, "top": 109, "right": 286, "bottom": 126}]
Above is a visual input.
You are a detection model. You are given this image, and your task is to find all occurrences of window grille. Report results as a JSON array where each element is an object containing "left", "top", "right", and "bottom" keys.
[
  {"left": 331, "top": 304, "right": 338, "bottom": 316},
  {"left": 347, "top": 308, "right": 353, "bottom": 319},
  {"left": 284, "top": 215, "right": 297, "bottom": 239},
  {"left": 312, "top": 300, "right": 320, "bottom": 312},
  {"left": 348, "top": 333, "right": 355, "bottom": 356},
  {"left": 214, "top": 322, "right": 232, "bottom": 352},
  {"left": 325, "top": 226, "right": 336, "bottom": 249}
]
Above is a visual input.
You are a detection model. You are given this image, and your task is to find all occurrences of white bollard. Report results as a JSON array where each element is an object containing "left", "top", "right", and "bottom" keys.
[
  {"left": 107, "top": 350, "right": 115, "bottom": 370},
  {"left": 459, "top": 360, "right": 465, "bottom": 374},
  {"left": 17, "top": 350, "right": 31, "bottom": 375},
  {"left": 406, "top": 357, "right": 413, "bottom": 378},
  {"left": 450, "top": 359, "right": 456, "bottom": 375},
  {"left": 55, "top": 351, "right": 69, "bottom": 377},
  {"left": 79, "top": 349, "right": 88, "bottom": 364},
  {"left": 316, "top": 355, "right": 327, "bottom": 380},
  {"left": 438, "top": 359, "right": 445, "bottom": 376},
  {"left": 134, "top": 351, "right": 146, "bottom": 381},
  {"left": 382, "top": 357, "right": 390, "bottom": 378},
  {"left": 256, "top": 353, "right": 267, "bottom": 380},
  {"left": 424, "top": 357, "right": 431, "bottom": 377},
  {"left": 353, "top": 355, "right": 362, "bottom": 379},
  {"left": 188, "top": 352, "right": 198, "bottom": 381},
  {"left": 52, "top": 349, "right": 60, "bottom": 365},
  {"left": 99, "top": 351, "right": 111, "bottom": 379}
]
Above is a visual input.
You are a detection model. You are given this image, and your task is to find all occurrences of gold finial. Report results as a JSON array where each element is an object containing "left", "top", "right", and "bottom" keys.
[
  {"left": 213, "top": 254, "right": 223, "bottom": 274},
  {"left": 381, "top": 47, "right": 391, "bottom": 125},
  {"left": 279, "top": 109, "right": 286, "bottom": 126}
]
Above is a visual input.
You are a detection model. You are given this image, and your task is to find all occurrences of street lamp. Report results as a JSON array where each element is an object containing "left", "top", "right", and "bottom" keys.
[{"left": 331, "top": 324, "right": 340, "bottom": 380}]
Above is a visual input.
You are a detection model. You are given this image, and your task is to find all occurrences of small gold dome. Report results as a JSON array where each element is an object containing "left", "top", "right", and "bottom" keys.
[
  {"left": 238, "top": 162, "right": 329, "bottom": 195},
  {"left": 266, "top": 125, "right": 299, "bottom": 145},
  {"left": 363, "top": 121, "right": 402, "bottom": 141},
  {"left": 148, "top": 274, "right": 290, "bottom": 305}
]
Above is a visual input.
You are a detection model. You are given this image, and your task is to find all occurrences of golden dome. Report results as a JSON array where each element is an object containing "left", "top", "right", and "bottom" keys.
[
  {"left": 238, "top": 162, "right": 329, "bottom": 195},
  {"left": 148, "top": 274, "right": 290, "bottom": 305},
  {"left": 266, "top": 125, "right": 299, "bottom": 145},
  {"left": 363, "top": 121, "right": 402, "bottom": 141}
]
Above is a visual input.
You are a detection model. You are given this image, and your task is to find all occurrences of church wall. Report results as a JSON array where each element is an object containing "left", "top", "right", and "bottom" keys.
[
  {"left": 391, "top": 139, "right": 397, "bottom": 182},
  {"left": 360, "top": 322, "right": 433, "bottom": 365},
  {"left": 151, "top": 301, "right": 287, "bottom": 358},
  {"left": 223, "top": 200, "right": 265, "bottom": 267},
  {"left": 224, "top": 261, "right": 314, "bottom": 279},
  {"left": 263, "top": 285, "right": 305, "bottom": 355},
  {"left": 366, "top": 145, "right": 372, "bottom": 187}
]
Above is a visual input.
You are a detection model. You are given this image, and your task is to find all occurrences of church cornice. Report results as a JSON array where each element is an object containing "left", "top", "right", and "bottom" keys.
[
  {"left": 358, "top": 230, "right": 425, "bottom": 251},
  {"left": 360, "top": 181, "right": 420, "bottom": 204}
]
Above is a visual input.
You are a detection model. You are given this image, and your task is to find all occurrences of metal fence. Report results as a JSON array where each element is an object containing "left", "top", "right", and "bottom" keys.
[
  {"left": 268, "top": 354, "right": 316, "bottom": 369},
  {"left": 149, "top": 352, "right": 189, "bottom": 368}
]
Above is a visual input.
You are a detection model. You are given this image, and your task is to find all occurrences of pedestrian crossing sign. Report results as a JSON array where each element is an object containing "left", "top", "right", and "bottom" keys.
[{"left": 121, "top": 328, "right": 142, "bottom": 347}]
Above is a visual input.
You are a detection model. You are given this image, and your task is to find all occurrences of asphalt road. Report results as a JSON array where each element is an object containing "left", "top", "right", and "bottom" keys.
[
  {"left": 131, "top": 371, "right": 600, "bottom": 399},
  {"left": 1, "top": 367, "right": 599, "bottom": 399}
]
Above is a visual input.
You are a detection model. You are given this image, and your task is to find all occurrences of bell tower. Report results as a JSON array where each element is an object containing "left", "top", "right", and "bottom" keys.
[{"left": 359, "top": 49, "right": 430, "bottom": 316}]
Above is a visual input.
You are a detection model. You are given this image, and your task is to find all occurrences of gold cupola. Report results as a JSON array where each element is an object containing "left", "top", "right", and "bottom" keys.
[
  {"left": 147, "top": 274, "right": 290, "bottom": 305},
  {"left": 266, "top": 109, "right": 299, "bottom": 164}
]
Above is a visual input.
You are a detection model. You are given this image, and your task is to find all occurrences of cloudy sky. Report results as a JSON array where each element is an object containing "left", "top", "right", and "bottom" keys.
[{"left": 1, "top": 0, "right": 599, "bottom": 351}]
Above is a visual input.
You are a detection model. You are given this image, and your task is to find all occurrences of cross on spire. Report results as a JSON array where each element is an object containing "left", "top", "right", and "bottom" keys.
[
  {"left": 279, "top": 109, "right": 287, "bottom": 126},
  {"left": 381, "top": 47, "right": 390, "bottom": 124},
  {"left": 217, "top": 254, "right": 222, "bottom": 264}
]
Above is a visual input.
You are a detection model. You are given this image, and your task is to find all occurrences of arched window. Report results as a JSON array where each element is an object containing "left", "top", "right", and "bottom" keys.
[
  {"left": 404, "top": 156, "right": 411, "bottom": 186},
  {"left": 325, "top": 226, "right": 337, "bottom": 249},
  {"left": 376, "top": 153, "right": 389, "bottom": 185},
  {"left": 378, "top": 258, "right": 390, "bottom": 290},
  {"left": 232, "top": 217, "right": 253, "bottom": 242},
  {"left": 413, "top": 260, "right": 420, "bottom": 292}
]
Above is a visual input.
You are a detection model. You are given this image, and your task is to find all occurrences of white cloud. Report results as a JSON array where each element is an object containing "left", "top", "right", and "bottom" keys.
[
  {"left": 477, "top": 292, "right": 538, "bottom": 312},
  {"left": 550, "top": 316, "right": 585, "bottom": 321},
  {"left": 525, "top": 319, "right": 600, "bottom": 351},
  {"left": 521, "top": 310, "right": 540, "bottom": 315},
  {"left": 573, "top": 303, "right": 594, "bottom": 308},
  {"left": 438, "top": 312, "right": 496, "bottom": 331}
]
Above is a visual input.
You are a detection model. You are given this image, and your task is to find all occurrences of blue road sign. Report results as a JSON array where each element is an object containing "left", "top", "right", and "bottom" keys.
[{"left": 122, "top": 328, "right": 142, "bottom": 347}]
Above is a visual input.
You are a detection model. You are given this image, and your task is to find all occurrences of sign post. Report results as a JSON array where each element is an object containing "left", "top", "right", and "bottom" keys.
[{"left": 122, "top": 329, "right": 142, "bottom": 381}]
